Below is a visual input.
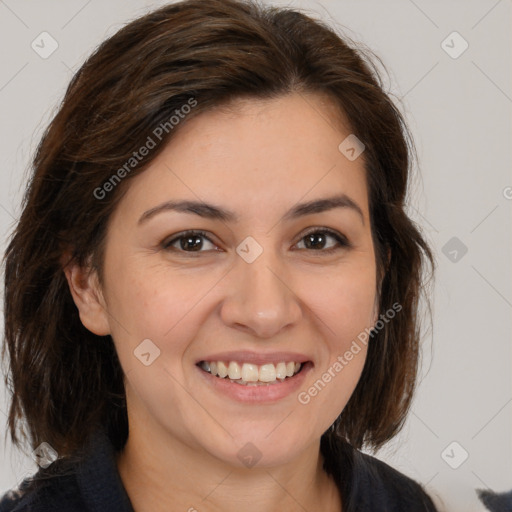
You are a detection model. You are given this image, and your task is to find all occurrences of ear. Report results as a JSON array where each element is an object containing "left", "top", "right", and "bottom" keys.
[{"left": 62, "top": 254, "right": 111, "bottom": 336}]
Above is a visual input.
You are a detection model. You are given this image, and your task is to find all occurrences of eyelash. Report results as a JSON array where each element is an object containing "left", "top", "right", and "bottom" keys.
[{"left": 161, "top": 228, "right": 350, "bottom": 255}]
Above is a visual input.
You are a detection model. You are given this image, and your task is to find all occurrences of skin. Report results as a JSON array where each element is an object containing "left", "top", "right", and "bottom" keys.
[{"left": 64, "top": 92, "right": 380, "bottom": 512}]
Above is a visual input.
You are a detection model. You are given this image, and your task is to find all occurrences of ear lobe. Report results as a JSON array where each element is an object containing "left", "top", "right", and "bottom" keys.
[{"left": 62, "top": 255, "right": 111, "bottom": 336}]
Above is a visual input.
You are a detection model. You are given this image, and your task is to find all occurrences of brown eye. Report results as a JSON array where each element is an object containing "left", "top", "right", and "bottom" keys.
[
  {"left": 162, "top": 230, "right": 218, "bottom": 253},
  {"left": 296, "top": 228, "right": 350, "bottom": 253}
]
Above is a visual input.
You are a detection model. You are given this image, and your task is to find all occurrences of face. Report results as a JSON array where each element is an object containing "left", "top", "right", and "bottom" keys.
[{"left": 72, "top": 92, "right": 379, "bottom": 468}]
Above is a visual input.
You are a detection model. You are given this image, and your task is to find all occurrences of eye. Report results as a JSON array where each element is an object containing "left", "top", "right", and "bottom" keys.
[
  {"left": 295, "top": 228, "right": 350, "bottom": 253},
  {"left": 161, "top": 227, "right": 350, "bottom": 255},
  {"left": 162, "top": 230, "right": 219, "bottom": 253}
]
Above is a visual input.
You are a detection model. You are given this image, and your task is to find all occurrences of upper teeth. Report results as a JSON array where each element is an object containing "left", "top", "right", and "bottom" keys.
[{"left": 200, "top": 361, "right": 302, "bottom": 382}]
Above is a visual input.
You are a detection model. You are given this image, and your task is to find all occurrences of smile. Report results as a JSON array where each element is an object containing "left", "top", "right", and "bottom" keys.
[
  {"left": 195, "top": 351, "right": 313, "bottom": 402},
  {"left": 198, "top": 360, "right": 303, "bottom": 385}
]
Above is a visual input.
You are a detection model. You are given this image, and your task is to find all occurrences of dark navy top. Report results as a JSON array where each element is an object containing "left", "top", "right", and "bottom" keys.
[{"left": 0, "top": 428, "right": 438, "bottom": 511}]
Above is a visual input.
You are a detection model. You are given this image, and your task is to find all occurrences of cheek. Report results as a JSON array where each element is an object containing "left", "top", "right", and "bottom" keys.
[
  {"left": 303, "top": 345, "right": 368, "bottom": 409},
  {"left": 104, "top": 256, "right": 212, "bottom": 336},
  {"left": 100, "top": 260, "right": 201, "bottom": 376},
  {"left": 304, "top": 264, "right": 374, "bottom": 378},
  {"left": 307, "top": 260, "right": 377, "bottom": 339},
  {"left": 292, "top": 260, "right": 375, "bottom": 417},
  {"left": 104, "top": 263, "right": 207, "bottom": 440}
]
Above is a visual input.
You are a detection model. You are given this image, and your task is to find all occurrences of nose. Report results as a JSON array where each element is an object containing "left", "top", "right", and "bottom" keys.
[{"left": 219, "top": 249, "right": 302, "bottom": 339}]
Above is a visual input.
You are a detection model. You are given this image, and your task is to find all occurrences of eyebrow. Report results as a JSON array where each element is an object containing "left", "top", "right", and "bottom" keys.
[{"left": 138, "top": 193, "right": 365, "bottom": 225}]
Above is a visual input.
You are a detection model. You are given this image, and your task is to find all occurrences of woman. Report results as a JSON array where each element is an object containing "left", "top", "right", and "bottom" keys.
[{"left": 0, "top": 0, "right": 437, "bottom": 510}]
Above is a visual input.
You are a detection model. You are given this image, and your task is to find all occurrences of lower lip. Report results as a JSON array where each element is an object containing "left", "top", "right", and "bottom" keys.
[{"left": 196, "top": 363, "right": 313, "bottom": 403}]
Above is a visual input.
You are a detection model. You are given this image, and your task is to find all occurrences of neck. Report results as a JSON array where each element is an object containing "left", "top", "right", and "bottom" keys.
[{"left": 116, "top": 414, "right": 342, "bottom": 512}]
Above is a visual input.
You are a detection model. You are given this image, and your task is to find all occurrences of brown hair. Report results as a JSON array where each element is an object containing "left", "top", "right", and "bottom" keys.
[{"left": 2, "top": 0, "right": 434, "bottom": 463}]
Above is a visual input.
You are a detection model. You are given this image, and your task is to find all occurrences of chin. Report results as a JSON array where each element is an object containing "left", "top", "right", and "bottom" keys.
[{"left": 197, "top": 424, "right": 316, "bottom": 470}]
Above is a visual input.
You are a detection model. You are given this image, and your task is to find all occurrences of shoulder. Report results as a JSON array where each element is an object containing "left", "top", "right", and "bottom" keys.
[
  {"left": 321, "top": 435, "right": 438, "bottom": 512},
  {"left": 0, "top": 467, "right": 85, "bottom": 512},
  {"left": 351, "top": 448, "right": 438, "bottom": 511},
  {"left": 0, "top": 427, "right": 133, "bottom": 512}
]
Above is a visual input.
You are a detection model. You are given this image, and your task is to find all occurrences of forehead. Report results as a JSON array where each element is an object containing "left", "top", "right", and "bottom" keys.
[{"left": 114, "top": 92, "right": 370, "bottom": 224}]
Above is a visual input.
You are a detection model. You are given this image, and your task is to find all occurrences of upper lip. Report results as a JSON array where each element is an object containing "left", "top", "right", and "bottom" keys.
[{"left": 196, "top": 350, "right": 312, "bottom": 366}]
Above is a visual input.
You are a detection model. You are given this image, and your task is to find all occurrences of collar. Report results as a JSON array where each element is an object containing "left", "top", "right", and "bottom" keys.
[{"left": 76, "top": 427, "right": 135, "bottom": 512}]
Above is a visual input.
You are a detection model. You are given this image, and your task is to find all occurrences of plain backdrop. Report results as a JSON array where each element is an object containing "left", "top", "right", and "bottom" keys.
[{"left": 0, "top": 1, "right": 510, "bottom": 511}]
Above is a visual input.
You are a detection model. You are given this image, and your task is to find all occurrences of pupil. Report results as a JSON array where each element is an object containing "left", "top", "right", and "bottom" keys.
[
  {"left": 306, "top": 233, "right": 325, "bottom": 249},
  {"left": 182, "top": 235, "right": 202, "bottom": 251}
]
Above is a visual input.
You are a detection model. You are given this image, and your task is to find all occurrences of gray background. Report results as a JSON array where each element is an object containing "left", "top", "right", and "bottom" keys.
[{"left": 0, "top": 1, "right": 510, "bottom": 511}]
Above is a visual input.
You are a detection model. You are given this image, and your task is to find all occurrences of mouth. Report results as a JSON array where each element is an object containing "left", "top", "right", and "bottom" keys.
[
  {"left": 197, "top": 359, "right": 308, "bottom": 386},
  {"left": 194, "top": 351, "right": 313, "bottom": 402}
]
